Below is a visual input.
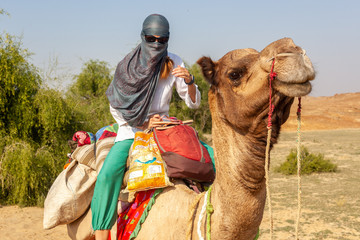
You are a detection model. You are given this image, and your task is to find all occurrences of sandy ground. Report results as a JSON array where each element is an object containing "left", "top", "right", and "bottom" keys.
[{"left": 0, "top": 205, "right": 68, "bottom": 240}]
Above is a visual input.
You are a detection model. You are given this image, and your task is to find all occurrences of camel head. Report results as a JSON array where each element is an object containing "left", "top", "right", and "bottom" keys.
[{"left": 197, "top": 38, "right": 315, "bottom": 134}]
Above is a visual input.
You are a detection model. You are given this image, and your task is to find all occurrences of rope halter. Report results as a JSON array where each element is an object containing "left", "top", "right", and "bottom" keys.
[{"left": 265, "top": 51, "right": 304, "bottom": 240}]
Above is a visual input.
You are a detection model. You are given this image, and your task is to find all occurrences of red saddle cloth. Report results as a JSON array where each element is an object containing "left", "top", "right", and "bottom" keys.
[{"left": 117, "top": 189, "right": 161, "bottom": 240}]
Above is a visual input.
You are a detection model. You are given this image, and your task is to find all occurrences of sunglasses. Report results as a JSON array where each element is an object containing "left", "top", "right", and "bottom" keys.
[{"left": 144, "top": 35, "right": 169, "bottom": 44}]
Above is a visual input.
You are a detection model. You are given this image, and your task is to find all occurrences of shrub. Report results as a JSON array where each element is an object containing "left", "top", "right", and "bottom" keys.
[
  {"left": 0, "top": 33, "right": 71, "bottom": 206},
  {"left": 0, "top": 139, "right": 60, "bottom": 206},
  {"left": 275, "top": 146, "right": 337, "bottom": 175}
]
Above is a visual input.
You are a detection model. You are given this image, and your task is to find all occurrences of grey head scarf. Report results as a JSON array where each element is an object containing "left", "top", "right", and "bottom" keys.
[{"left": 106, "top": 14, "right": 170, "bottom": 127}]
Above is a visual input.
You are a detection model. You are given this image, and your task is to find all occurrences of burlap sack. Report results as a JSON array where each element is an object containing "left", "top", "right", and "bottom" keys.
[
  {"left": 43, "top": 144, "right": 97, "bottom": 230},
  {"left": 64, "top": 137, "right": 134, "bottom": 238},
  {"left": 71, "top": 143, "right": 96, "bottom": 170},
  {"left": 95, "top": 137, "right": 115, "bottom": 173}
]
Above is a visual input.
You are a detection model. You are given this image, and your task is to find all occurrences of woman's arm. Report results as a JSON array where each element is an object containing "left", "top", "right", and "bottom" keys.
[{"left": 172, "top": 65, "right": 196, "bottom": 103}]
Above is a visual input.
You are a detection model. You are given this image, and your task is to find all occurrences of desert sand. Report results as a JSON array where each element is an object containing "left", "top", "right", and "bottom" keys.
[{"left": 0, "top": 205, "right": 68, "bottom": 240}]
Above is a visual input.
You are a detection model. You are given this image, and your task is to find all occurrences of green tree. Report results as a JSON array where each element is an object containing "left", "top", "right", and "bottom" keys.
[
  {"left": 34, "top": 88, "right": 79, "bottom": 145},
  {"left": 0, "top": 33, "right": 77, "bottom": 206},
  {"left": 68, "top": 59, "right": 111, "bottom": 99},
  {"left": 0, "top": 34, "right": 41, "bottom": 139},
  {"left": 66, "top": 59, "right": 114, "bottom": 132}
]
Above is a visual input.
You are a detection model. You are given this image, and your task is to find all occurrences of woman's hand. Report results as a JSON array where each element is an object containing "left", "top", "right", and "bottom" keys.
[
  {"left": 172, "top": 65, "right": 196, "bottom": 103},
  {"left": 172, "top": 65, "right": 192, "bottom": 84}
]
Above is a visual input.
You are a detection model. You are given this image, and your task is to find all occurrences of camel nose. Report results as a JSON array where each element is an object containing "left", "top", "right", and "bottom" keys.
[{"left": 266, "top": 49, "right": 306, "bottom": 62}]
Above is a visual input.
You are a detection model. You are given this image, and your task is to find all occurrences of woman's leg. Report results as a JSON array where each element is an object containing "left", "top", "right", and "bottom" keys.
[
  {"left": 94, "top": 230, "right": 109, "bottom": 240},
  {"left": 91, "top": 139, "right": 133, "bottom": 236}
]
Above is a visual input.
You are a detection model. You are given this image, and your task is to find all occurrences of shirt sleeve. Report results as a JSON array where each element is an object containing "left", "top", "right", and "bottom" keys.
[
  {"left": 174, "top": 61, "right": 201, "bottom": 109},
  {"left": 109, "top": 105, "right": 128, "bottom": 126}
]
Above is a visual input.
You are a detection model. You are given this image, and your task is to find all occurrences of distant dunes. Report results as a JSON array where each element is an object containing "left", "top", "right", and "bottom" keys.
[{"left": 282, "top": 92, "right": 360, "bottom": 131}]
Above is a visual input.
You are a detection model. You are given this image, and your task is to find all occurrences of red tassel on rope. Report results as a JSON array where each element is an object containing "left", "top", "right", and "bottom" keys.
[{"left": 297, "top": 97, "right": 302, "bottom": 117}]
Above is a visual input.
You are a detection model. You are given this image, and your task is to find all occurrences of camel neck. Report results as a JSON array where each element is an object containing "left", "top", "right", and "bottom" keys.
[
  {"left": 208, "top": 117, "right": 268, "bottom": 239},
  {"left": 212, "top": 118, "right": 269, "bottom": 192}
]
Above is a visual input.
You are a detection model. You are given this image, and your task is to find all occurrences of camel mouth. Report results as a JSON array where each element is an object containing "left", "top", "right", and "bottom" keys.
[{"left": 273, "top": 79, "right": 312, "bottom": 97}]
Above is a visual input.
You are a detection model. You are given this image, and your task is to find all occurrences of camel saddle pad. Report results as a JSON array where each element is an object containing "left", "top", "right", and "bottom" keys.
[{"left": 117, "top": 189, "right": 162, "bottom": 240}]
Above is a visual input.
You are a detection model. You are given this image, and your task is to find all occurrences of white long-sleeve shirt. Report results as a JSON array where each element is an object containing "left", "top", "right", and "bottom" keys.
[{"left": 110, "top": 52, "right": 201, "bottom": 142}]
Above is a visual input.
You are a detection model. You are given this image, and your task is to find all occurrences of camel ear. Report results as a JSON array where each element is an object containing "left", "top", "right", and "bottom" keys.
[{"left": 197, "top": 56, "right": 218, "bottom": 85}]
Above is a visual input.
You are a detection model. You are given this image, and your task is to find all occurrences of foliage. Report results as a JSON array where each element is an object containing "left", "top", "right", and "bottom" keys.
[
  {"left": 68, "top": 59, "right": 111, "bottom": 99},
  {"left": 66, "top": 59, "right": 114, "bottom": 132},
  {"left": 34, "top": 88, "right": 80, "bottom": 145},
  {"left": 169, "top": 63, "right": 212, "bottom": 139},
  {"left": 0, "top": 139, "right": 59, "bottom": 206},
  {"left": 0, "top": 33, "right": 74, "bottom": 206},
  {"left": 275, "top": 146, "right": 337, "bottom": 175},
  {"left": 0, "top": 34, "right": 41, "bottom": 139}
]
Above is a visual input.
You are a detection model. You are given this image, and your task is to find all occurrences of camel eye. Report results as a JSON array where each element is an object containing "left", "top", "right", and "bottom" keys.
[
  {"left": 229, "top": 71, "right": 241, "bottom": 81},
  {"left": 228, "top": 67, "right": 247, "bottom": 84}
]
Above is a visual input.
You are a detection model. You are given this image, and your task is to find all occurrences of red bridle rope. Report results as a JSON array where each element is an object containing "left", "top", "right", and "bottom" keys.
[
  {"left": 297, "top": 97, "right": 302, "bottom": 116},
  {"left": 266, "top": 57, "right": 303, "bottom": 240},
  {"left": 267, "top": 58, "right": 277, "bottom": 129},
  {"left": 265, "top": 58, "right": 277, "bottom": 239}
]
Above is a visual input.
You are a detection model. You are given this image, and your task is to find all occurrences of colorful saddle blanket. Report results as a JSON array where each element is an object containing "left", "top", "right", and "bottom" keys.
[
  {"left": 117, "top": 189, "right": 163, "bottom": 240},
  {"left": 95, "top": 123, "right": 118, "bottom": 141}
]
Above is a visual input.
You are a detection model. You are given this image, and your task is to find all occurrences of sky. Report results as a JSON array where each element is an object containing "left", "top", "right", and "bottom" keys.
[{"left": 1, "top": 0, "right": 360, "bottom": 97}]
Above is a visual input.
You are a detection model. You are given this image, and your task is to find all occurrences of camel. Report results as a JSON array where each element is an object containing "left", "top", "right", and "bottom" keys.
[{"left": 124, "top": 37, "right": 315, "bottom": 240}]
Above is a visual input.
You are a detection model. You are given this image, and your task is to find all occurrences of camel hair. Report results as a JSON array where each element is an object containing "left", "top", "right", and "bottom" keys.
[{"left": 129, "top": 37, "right": 315, "bottom": 240}]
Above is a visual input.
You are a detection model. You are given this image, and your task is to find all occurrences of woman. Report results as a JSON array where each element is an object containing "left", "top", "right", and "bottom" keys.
[{"left": 91, "top": 14, "right": 201, "bottom": 239}]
